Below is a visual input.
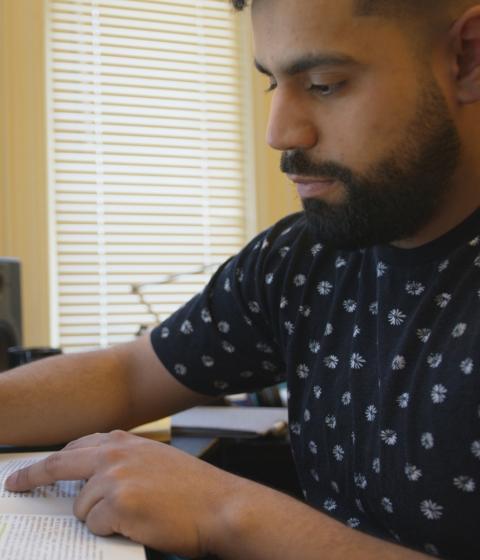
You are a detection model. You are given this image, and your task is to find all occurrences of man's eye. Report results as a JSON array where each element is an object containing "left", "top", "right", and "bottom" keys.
[
  {"left": 263, "top": 80, "right": 345, "bottom": 95},
  {"left": 310, "top": 82, "right": 346, "bottom": 96}
]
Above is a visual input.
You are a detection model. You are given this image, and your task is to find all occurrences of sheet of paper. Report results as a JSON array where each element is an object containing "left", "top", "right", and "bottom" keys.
[
  {"left": 0, "top": 514, "right": 144, "bottom": 560},
  {"left": 0, "top": 454, "right": 79, "bottom": 515}
]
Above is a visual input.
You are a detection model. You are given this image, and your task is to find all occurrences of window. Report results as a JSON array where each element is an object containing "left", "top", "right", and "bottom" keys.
[{"left": 47, "top": 0, "right": 254, "bottom": 351}]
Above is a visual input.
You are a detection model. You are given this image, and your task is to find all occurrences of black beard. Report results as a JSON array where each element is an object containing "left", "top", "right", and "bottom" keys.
[{"left": 281, "top": 83, "right": 462, "bottom": 250}]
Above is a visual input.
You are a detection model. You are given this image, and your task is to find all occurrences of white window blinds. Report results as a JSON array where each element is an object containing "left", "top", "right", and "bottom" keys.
[{"left": 47, "top": 0, "right": 253, "bottom": 352}]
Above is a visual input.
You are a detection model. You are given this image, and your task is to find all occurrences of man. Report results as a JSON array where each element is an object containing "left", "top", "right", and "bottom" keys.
[{"left": 2, "top": 0, "right": 480, "bottom": 558}]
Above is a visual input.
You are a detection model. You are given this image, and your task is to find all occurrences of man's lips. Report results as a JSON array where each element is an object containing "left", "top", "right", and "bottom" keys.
[
  {"left": 287, "top": 174, "right": 334, "bottom": 184},
  {"left": 287, "top": 174, "right": 338, "bottom": 198}
]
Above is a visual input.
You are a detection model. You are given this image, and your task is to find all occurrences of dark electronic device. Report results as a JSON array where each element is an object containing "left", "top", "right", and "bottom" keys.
[{"left": 0, "top": 258, "right": 22, "bottom": 372}]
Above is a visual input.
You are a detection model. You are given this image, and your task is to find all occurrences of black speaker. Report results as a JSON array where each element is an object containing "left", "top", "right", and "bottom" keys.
[{"left": 0, "top": 258, "right": 22, "bottom": 372}]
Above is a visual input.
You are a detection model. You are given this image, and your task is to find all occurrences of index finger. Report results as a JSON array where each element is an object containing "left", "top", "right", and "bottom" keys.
[{"left": 4, "top": 448, "right": 97, "bottom": 492}]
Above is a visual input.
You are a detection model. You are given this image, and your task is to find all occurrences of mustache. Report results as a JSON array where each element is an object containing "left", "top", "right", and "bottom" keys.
[{"left": 280, "top": 150, "right": 353, "bottom": 184}]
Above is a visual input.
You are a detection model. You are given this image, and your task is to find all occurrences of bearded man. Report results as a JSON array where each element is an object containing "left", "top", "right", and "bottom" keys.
[{"left": 3, "top": 1, "right": 480, "bottom": 558}]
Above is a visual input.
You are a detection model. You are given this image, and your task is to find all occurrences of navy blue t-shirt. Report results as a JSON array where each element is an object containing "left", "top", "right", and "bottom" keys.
[{"left": 151, "top": 209, "right": 480, "bottom": 559}]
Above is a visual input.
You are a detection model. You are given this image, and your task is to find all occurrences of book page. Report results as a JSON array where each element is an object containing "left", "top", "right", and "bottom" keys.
[
  {"left": 0, "top": 453, "right": 80, "bottom": 515},
  {"left": 0, "top": 514, "right": 145, "bottom": 560}
]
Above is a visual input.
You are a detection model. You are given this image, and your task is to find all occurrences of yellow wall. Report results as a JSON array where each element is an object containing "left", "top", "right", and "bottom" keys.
[
  {"left": 0, "top": 0, "right": 51, "bottom": 346},
  {"left": 0, "top": 1, "right": 300, "bottom": 345}
]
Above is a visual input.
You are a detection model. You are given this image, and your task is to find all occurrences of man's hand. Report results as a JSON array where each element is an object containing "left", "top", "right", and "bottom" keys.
[
  {"left": 4, "top": 431, "right": 243, "bottom": 557},
  {"left": 4, "top": 431, "right": 432, "bottom": 560}
]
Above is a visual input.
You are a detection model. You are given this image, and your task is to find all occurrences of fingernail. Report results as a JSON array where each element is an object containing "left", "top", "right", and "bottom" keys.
[{"left": 5, "top": 472, "right": 18, "bottom": 490}]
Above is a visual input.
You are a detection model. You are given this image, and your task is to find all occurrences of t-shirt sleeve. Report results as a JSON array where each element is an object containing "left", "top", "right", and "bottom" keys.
[{"left": 150, "top": 215, "right": 303, "bottom": 396}]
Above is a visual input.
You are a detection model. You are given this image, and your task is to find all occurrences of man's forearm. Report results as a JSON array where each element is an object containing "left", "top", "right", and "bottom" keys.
[
  {"left": 212, "top": 478, "right": 430, "bottom": 560},
  {"left": 0, "top": 334, "right": 208, "bottom": 447},
  {"left": 0, "top": 347, "right": 134, "bottom": 445}
]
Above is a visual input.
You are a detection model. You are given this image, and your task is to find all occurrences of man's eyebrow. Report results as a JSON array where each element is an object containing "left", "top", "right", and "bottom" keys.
[{"left": 254, "top": 53, "right": 358, "bottom": 76}]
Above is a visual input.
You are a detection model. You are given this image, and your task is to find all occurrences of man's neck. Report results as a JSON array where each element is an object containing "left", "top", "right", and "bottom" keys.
[{"left": 391, "top": 165, "right": 480, "bottom": 249}]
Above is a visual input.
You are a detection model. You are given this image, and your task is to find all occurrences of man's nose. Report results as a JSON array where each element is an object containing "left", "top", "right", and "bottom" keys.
[{"left": 266, "top": 89, "right": 318, "bottom": 152}]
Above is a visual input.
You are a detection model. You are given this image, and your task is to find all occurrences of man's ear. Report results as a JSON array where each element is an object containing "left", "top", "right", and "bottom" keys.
[{"left": 450, "top": 6, "right": 480, "bottom": 104}]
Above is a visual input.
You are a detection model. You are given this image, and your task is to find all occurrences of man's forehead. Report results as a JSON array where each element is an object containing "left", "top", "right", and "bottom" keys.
[{"left": 251, "top": 0, "right": 376, "bottom": 71}]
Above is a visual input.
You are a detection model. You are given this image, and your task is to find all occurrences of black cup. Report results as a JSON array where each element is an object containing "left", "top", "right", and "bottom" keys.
[{"left": 7, "top": 346, "right": 62, "bottom": 369}]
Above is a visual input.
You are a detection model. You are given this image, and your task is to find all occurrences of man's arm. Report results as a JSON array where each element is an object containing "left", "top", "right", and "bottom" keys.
[
  {"left": 214, "top": 473, "right": 431, "bottom": 560},
  {"left": 0, "top": 334, "right": 209, "bottom": 445},
  {"left": 5, "top": 431, "right": 431, "bottom": 559}
]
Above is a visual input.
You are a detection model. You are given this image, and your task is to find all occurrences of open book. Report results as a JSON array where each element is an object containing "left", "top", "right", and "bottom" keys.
[{"left": 0, "top": 452, "right": 146, "bottom": 559}]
